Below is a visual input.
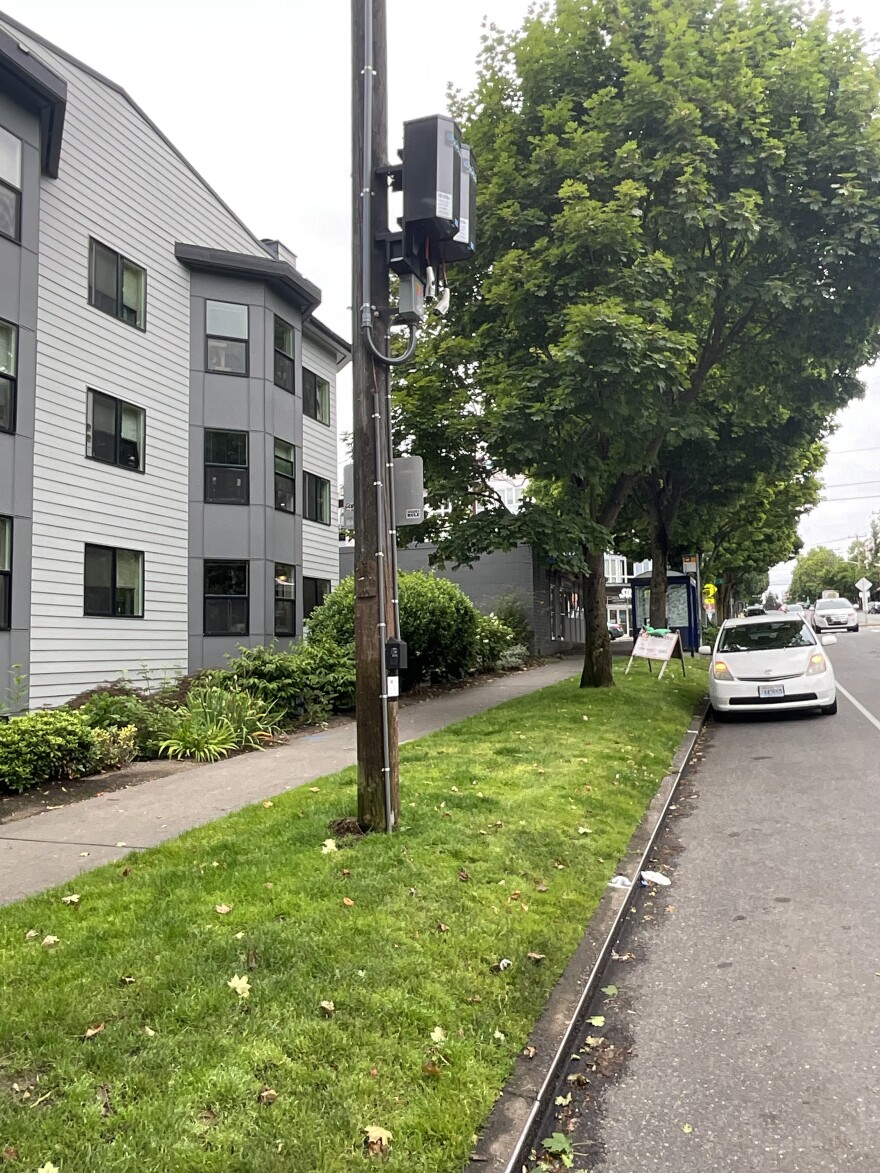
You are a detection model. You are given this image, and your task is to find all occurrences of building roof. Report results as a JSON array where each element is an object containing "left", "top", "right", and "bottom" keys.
[
  {"left": 303, "top": 318, "right": 351, "bottom": 369},
  {"left": 0, "top": 22, "right": 66, "bottom": 176}
]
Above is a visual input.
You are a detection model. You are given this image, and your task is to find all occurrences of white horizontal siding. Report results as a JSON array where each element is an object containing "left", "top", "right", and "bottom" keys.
[
  {"left": 1, "top": 21, "right": 272, "bottom": 704},
  {"left": 301, "top": 335, "right": 339, "bottom": 585}
]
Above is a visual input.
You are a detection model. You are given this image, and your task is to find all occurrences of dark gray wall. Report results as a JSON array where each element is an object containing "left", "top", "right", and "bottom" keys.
[
  {"left": 0, "top": 91, "right": 38, "bottom": 706},
  {"left": 187, "top": 273, "right": 306, "bottom": 670}
]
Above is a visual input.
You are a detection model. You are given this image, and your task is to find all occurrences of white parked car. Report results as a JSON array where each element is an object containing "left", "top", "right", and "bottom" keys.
[
  {"left": 811, "top": 597, "right": 859, "bottom": 633},
  {"left": 700, "top": 615, "right": 837, "bottom": 718}
]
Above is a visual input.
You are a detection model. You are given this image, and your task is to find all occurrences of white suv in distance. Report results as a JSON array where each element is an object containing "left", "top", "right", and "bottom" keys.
[{"left": 812, "top": 598, "right": 859, "bottom": 633}]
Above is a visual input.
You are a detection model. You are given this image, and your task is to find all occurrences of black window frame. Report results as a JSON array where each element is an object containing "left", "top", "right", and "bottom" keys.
[
  {"left": 83, "top": 543, "right": 144, "bottom": 619},
  {"left": 203, "top": 559, "right": 250, "bottom": 636},
  {"left": 88, "top": 238, "right": 147, "bottom": 331},
  {"left": 0, "top": 318, "right": 16, "bottom": 436},
  {"left": 204, "top": 429, "right": 249, "bottom": 505},
  {"left": 205, "top": 300, "right": 249, "bottom": 377},
  {"left": 303, "top": 367, "right": 331, "bottom": 426},
  {"left": 274, "top": 562, "right": 296, "bottom": 637},
  {"left": 304, "top": 471, "right": 332, "bottom": 525},
  {"left": 273, "top": 315, "right": 295, "bottom": 393},
  {"left": 86, "top": 388, "right": 146, "bottom": 473},
  {"left": 303, "top": 576, "right": 331, "bottom": 620},
  {"left": 0, "top": 516, "right": 11, "bottom": 632},
  {"left": 0, "top": 125, "right": 22, "bottom": 244},
  {"left": 274, "top": 438, "right": 296, "bottom": 513}
]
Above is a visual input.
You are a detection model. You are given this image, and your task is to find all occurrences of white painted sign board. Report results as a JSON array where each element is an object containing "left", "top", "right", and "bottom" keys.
[
  {"left": 856, "top": 577, "right": 872, "bottom": 593},
  {"left": 625, "top": 631, "right": 686, "bottom": 680}
]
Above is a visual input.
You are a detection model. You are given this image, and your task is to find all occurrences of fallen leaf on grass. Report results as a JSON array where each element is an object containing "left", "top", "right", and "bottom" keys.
[
  {"left": 228, "top": 974, "right": 251, "bottom": 999},
  {"left": 25, "top": 929, "right": 38, "bottom": 940},
  {"left": 143, "top": 1026, "right": 156, "bottom": 1037},
  {"left": 422, "top": 1061, "right": 441, "bottom": 1078},
  {"left": 578, "top": 827, "right": 593, "bottom": 835},
  {"left": 491, "top": 958, "right": 512, "bottom": 973},
  {"left": 535, "top": 883, "right": 549, "bottom": 893},
  {"left": 458, "top": 869, "right": 470, "bottom": 882},
  {"left": 214, "top": 904, "right": 233, "bottom": 915},
  {"left": 121, "top": 867, "right": 132, "bottom": 877},
  {"left": 319, "top": 1000, "right": 335, "bottom": 1016},
  {"left": 369, "top": 1066, "right": 379, "bottom": 1077},
  {"left": 438, "top": 923, "right": 449, "bottom": 933},
  {"left": 262, "top": 801, "right": 274, "bottom": 809},
  {"left": 682, "top": 1124, "right": 693, "bottom": 1134},
  {"left": 342, "top": 868, "right": 351, "bottom": 877},
  {"left": 509, "top": 890, "right": 521, "bottom": 901},
  {"left": 523, "top": 1045, "right": 537, "bottom": 1059},
  {"left": 37, "top": 1164, "right": 60, "bottom": 1173},
  {"left": 587, "top": 1015, "right": 605, "bottom": 1027},
  {"left": 2, "top": 1146, "right": 18, "bottom": 1162},
  {"left": 364, "top": 1126, "right": 393, "bottom": 1156},
  {"left": 320, "top": 839, "right": 338, "bottom": 854},
  {"left": 343, "top": 897, "right": 354, "bottom": 907},
  {"left": 234, "top": 931, "right": 245, "bottom": 940},
  {"left": 119, "top": 976, "right": 136, "bottom": 985},
  {"left": 527, "top": 952, "right": 546, "bottom": 962},
  {"left": 84, "top": 1023, "right": 106, "bottom": 1040},
  {"left": 41, "top": 936, "right": 59, "bottom": 948},
  {"left": 258, "top": 1085, "right": 277, "bottom": 1105},
  {"left": 493, "top": 1029, "right": 506, "bottom": 1041},
  {"left": 96, "top": 1084, "right": 113, "bottom": 1117},
  {"left": 310, "top": 787, "right": 320, "bottom": 792},
  {"left": 430, "top": 1025, "right": 447, "bottom": 1044}
]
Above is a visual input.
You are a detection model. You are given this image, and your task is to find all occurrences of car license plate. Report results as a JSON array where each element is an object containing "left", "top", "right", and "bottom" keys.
[{"left": 759, "top": 685, "right": 784, "bottom": 699}]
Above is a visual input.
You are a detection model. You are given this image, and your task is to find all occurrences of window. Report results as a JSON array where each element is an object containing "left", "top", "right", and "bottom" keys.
[
  {"left": 206, "top": 301, "right": 248, "bottom": 375},
  {"left": 274, "top": 439, "right": 295, "bottom": 512},
  {"left": 604, "top": 554, "right": 626, "bottom": 584},
  {"left": 84, "top": 544, "right": 144, "bottom": 618},
  {"left": 204, "top": 560, "right": 248, "bottom": 635},
  {"left": 274, "top": 316, "right": 295, "bottom": 392},
  {"left": 86, "top": 390, "right": 145, "bottom": 471},
  {"left": 274, "top": 563, "right": 295, "bottom": 636},
  {"left": 205, "top": 430, "right": 248, "bottom": 504},
  {"left": 303, "top": 368, "right": 330, "bottom": 425},
  {"left": 304, "top": 471, "right": 331, "bottom": 524},
  {"left": 88, "top": 239, "right": 146, "bottom": 329},
  {"left": 0, "top": 517, "right": 10, "bottom": 630},
  {"left": 718, "top": 621, "right": 815, "bottom": 653},
  {"left": 0, "top": 126, "right": 22, "bottom": 242},
  {"left": 303, "top": 577, "right": 330, "bottom": 620},
  {"left": 0, "top": 319, "right": 16, "bottom": 434}
]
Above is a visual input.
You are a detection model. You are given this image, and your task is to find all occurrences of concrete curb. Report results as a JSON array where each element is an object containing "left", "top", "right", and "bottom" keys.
[{"left": 464, "top": 696, "right": 711, "bottom": 1172}]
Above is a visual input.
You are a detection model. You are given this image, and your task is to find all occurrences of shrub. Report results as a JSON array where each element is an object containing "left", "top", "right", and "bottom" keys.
[
  {"left": 498, "top": 643, "right": 529, "bottom": 670},
  {"left": 212, "top": 641, "right": 357, "bottom": 725},
  {"left": 492, "top": 595, "right": 533, "bottom": 651},
  {"left": 77, "top": 692, "right": 177, "bottom": 760},
  {"left": 0, "top": 710, "right": 97, "bottom": 793},
  {"left": 473, "top": 613, "right": 516, "bottom": 673},
  {"left": 160, "top": 686, "right": 281, "bottom": 762},
  {"left": 160, "top": 717, "right": 237, "bottom": 763},
  {"left": 92, "top": 725, "right": 138, "bottom": 772},
  {"left": 308, "top": 572, "right": 480, "bottom": 688}
]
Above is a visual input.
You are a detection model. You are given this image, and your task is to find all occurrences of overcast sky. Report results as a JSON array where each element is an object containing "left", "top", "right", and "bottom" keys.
[{"left": 10, "top": 0, "right": 880, "bottom": 590}]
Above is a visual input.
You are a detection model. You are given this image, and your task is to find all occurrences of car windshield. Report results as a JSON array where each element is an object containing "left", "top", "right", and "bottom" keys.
[
  {"left": 718, "top": 621, "right": 815, "bottom": 653},
  {"left": 787, "top": 604, "right": 803, "bottom": 612},
  {"left": 815, "top": 599, "right": 850, "bottom": 611}
]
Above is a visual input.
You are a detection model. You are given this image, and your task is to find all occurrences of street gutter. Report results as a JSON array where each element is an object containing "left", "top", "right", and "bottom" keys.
[{"left": 465, "top": 695, "right": 711, "bottom": 1172}]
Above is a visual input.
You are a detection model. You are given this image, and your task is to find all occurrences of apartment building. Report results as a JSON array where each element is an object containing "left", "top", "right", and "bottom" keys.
[{"left": 0, "top": 13, "right": 347, "bottom": 707}]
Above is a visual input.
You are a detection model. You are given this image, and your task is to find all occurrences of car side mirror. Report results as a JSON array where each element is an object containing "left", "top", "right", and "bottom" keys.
[
  {"left": 820, "top": 634, "right": 837, "bottom": 646},
  {"left": 698, "top": 645, "right": 712, "bottom": 656}
]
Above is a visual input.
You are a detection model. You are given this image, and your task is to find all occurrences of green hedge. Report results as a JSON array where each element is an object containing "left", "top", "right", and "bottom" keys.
[
  {"left": 0, "top": 710, "right": 97, "bottom": 792},
  {"left": 210, "top": 640, "right": 357, "bottom": 724},
  {"left": 307, "top": 572, "right": 482, "bottom": 689}
]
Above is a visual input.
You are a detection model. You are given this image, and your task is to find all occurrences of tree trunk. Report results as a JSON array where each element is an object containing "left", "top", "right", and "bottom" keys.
[
  {"left": 717, "top": 582, "right": 732, "bottom": 622},
  {"left": 580, "top": 554, "right": 614, "bottom": 688},
  {"left": 649, "top": 516, "right": 670, "bottom": 628}
]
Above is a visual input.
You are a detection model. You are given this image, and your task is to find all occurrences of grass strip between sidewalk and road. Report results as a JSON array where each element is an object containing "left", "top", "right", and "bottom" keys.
[{"left": 0, "top": 662, "right": 707, "bottom": 1172}]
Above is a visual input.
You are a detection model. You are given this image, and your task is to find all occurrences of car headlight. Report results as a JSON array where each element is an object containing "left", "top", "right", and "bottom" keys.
[
  {"left": 713, "top": 660, "right": 733, "bottom": 681},
  {"left": 806, "top": 653, "right": 827, "bottom": 676}
]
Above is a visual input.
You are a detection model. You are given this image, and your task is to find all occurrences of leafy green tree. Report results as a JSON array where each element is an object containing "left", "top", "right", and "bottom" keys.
[
  {"left": 788, "top": 546, "right": 852, "bottom": 603},
  {"left": 396, "top": 0, "right": 880, "bottom": 686}
]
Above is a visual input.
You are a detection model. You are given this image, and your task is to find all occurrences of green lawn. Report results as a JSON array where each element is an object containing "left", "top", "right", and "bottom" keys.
[{"left": 0, "top": 663, "right": 706, "bottom": 1172}]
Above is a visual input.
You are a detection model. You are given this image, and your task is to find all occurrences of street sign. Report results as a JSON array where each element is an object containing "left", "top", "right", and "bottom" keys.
[
  {"left": 682, "top": 555, "right": 698, "bottom": 573},
  {"left": 856, "top": 577, "right": 872, "bottom": 593}
]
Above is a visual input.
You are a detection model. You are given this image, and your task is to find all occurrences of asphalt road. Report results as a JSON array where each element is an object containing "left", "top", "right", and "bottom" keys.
[{"left": 568, "top": 625, "right": 880, "bottom": 1172}]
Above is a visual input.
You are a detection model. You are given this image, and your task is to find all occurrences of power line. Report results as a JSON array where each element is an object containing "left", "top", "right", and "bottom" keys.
[
  {"left": 822, "top": 478, "right": 880, "bottom": 489},
  {"left": 820, "top": 492, "right": 880, "bottom": 503},
  {"left": 824, "top": 444, "right": 880, "bottom": 456}
]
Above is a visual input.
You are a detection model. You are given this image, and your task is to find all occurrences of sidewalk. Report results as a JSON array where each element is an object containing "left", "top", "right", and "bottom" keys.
[{"left": 0, "top": 657, "right": 579, "bottom": 906}]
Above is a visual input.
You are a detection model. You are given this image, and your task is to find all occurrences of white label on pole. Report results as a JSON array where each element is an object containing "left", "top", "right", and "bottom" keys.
[
  {"left": 454, "top": 216, "right": 469, "bottom": 243},
  {"left": 682, "top": 556, "right": 697, "bottom": 573},
  {"left": 405, "top": 507, "right": 422, "bottom": 521},
  {"left": 436, "top": 190, "right": 453, "bottom": 219},
  {"left": 387, "top": 675, "right": 399, "bottom": 699}
]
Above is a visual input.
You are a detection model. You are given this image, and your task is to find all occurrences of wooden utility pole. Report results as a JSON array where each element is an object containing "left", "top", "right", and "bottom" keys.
[{"left": 351, "top": 0, "right": 400, "bottom": 830}]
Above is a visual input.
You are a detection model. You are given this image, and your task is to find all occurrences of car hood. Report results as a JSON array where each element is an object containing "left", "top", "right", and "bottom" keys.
[{"left": 717, "top": 648, "right": 816, "bottom": 679}]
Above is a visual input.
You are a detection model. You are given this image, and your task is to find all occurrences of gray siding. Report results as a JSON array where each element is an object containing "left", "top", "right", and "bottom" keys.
[
  {"left": 187, "top": 274, "right": 304, "bottom": 672},
  {"left": 0, "top": 91, "right": 40, "bottom": 706}
]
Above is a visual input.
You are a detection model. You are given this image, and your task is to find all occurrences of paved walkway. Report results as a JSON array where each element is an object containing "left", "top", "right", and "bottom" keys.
[{"left": 0, "top": 658, "right": 580, "bottom": 906}]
